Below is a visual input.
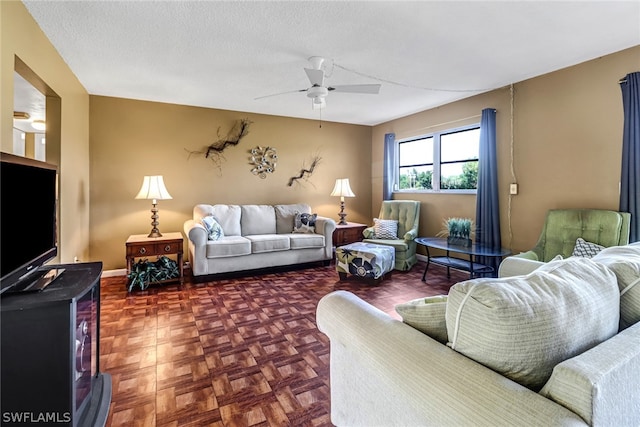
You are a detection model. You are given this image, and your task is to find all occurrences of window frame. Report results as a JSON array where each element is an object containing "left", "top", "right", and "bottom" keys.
[{"left": 395, "top": 123, "right": 480, "bottom": 194}]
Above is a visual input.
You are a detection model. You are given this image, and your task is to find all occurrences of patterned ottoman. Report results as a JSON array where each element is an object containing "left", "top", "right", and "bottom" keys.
[{"left": 335, "top": 242, "right": 395, "bottom": 284}]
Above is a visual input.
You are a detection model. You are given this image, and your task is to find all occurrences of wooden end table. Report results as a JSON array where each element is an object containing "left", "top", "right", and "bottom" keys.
[
  {"left": 333, "top": 222, "right": 367, "bottom": 247},
  {"left": 126, "top": 232, "right": 184, "bottom": 285}
]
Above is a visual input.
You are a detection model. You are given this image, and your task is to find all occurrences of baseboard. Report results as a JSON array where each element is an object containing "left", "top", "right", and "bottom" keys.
[
  {"left": 101, "top": 269, "right": 127, "bottom": 278},
  {"left": 416, "top": 253, "right": 428, "bottom": 263}
]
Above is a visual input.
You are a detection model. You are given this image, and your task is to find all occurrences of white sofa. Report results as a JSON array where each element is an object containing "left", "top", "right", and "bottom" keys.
[
  {"left": 184, "top": 203, "right": 335, "bottom": 277},
  {"left": 316, "top": 244, "right": 640, "bottom": 426}
]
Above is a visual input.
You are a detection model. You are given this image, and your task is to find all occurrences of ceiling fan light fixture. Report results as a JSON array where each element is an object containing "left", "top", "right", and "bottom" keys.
[
  {"left": 307, "top": 86, "right": 328, "bottom": 99},
  {"left": 312, "top": 97, "right": 326, "bottom": 110}
]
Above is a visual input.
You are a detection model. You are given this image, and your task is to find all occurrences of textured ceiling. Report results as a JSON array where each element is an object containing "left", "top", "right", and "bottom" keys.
[{"left": 20, "top": 1, "right": 640, "bottom": 126}]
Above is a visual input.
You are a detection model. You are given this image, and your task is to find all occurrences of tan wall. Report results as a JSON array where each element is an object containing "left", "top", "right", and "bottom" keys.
[
  {"left": 373, "top": 45, "right": 640, "bottom": 256},
  {"left": 1, "top": 2, "right": 91, "bottom": 264},
  {"left": 89, "top": 96, "right": 372, "bottom": 270}
]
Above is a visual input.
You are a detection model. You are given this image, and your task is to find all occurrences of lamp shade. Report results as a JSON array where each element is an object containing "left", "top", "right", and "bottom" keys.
[
  {"left": 135, "top": 175, "right": 172, "bottom": 201},
  {"left": 330, "top": 178, "right": 355, "bottom": 198}
]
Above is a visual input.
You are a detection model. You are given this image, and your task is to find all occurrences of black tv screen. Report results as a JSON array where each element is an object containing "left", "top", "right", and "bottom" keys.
[{"left": 0, "top": 152, "right": 58, "bottom": 293}]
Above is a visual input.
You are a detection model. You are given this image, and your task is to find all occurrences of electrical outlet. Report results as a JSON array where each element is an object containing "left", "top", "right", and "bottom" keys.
[
  {"left": 509, "top": 183, "right": 519, "bottom": 195},
  {"left": 74, "top": 256, "right": 79, "bottom": 263}
]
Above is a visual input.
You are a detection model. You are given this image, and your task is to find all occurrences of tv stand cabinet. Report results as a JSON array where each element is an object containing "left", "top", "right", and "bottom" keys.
[{"left": 1, "top": 262, "right": 111, "bottom": 427}]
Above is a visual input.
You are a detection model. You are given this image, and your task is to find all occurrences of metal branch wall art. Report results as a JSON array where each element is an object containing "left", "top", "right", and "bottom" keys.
[
  {"left": 249, "top": 146, "right": 277, "bottom": 179},
  {"left": 186, "top": 118, "right": 252, "bottom": 171},
  {"left": 288, "top": 154, "right": 322, "bottom": 187}
]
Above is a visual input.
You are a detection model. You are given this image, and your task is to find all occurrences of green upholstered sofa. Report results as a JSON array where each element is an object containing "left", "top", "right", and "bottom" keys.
[
  {"left": 513, "top": 209, "right": 631, "bottom": 262},
  {"left": 362, "top": 200, "right": 420, "bottom": 271}
]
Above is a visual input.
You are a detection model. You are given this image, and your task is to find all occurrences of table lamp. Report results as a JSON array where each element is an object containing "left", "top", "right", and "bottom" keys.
[
  {"left": 135, "top": 175, "right": 172, "bottom": 237},
  {"left": 330, "top": 178, "right": 355, "bottom": 225}
]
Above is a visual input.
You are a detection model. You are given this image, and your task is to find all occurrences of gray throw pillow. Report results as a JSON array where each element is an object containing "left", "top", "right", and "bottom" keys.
[
  {"left": 373, "top": 218, "right": 398, "bottom": 239},
  {"left": 395, "top": 296, "right": 448, "bottom": 343},
  {"left": 293, "top": 212, "right": 317, "bottom": 234}
]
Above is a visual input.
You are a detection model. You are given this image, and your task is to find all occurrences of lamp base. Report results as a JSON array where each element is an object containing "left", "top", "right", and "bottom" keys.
[
  {"left": 337, "top": 214, "right": 348, "bottom": 225},
  {"left": 337, "top": 200, "right": 348, "bottom": 225},
  {"left": 147, "top": 204, "right": 162, "bottom": 238},
  {"left": 147, "top": 229, "right": 163, "bottom": 238}
]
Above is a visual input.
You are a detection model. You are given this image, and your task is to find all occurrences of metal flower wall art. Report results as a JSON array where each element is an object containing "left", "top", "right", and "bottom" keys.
[{"left": 249, "top": 146, "right": 277, "bottom": 179}]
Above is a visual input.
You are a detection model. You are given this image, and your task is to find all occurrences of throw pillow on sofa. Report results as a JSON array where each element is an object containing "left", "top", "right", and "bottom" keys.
[
  {"left": 395, "top": 296, "right": 448, "bottom": 343},
  {"left": 201, "top": 216, "right": 224, "bottom": 241},
  {"left": 592, "top": 242, "right": 640, "bottom": 330},
  {"left": 293, "top": 212, "right": 317, "bottom": 234},
  {"left": 572, "top": 237, "right": 605, "bottom": 258},
  {"left": 446, "top": 256, "right": 619, "bottom": 391},
  {"left": 373, "top": 218, "right": 398, "bottom": 239}
]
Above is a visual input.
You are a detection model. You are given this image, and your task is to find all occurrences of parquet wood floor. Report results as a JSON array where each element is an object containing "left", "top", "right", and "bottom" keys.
[{"left": 100, "top": 261, "right": 466, "bottom": 426}]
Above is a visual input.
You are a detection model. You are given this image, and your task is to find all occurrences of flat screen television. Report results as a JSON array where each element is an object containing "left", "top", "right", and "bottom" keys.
[{"left": 0, "top": 152, "right": 59, "bottom": 294}]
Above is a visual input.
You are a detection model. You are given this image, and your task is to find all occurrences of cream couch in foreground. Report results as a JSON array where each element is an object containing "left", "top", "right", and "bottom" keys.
[
  {"left": 316, "top": 244, "right": 640, "bottom": 426},
  {"left": 184, "top": 203, "right": 335, "bottom": 277}
]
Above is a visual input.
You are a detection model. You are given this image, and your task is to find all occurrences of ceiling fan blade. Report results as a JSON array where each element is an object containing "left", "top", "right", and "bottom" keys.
[
  {"left": 329, "top": 84, "right": 381, "bottom": 94},
  {"left": 254, "top": 88, "right": 307, "bottom": 100},
  {"left": 304, "top": 68, "right": 324, "bottom": 87}
]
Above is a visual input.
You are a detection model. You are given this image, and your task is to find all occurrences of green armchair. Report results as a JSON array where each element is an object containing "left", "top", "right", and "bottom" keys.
[
  {"left": 514, "top": 208, "right": 631, "bottom": 262},
  {"left": 363, "top": 200, "right": 420, "bottom": 271}
]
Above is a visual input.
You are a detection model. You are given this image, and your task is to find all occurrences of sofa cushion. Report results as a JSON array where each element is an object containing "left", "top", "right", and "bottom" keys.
[
  {"left": 288, "top": 233, "right": 325, "bottom": 249},
  {"left": 201, "top": 216, "right": 224, "bottom": 241},
  {"left": 245, "top": 234, "right": 290, "bottom": 253},
  {"left": 241, "top": 205, "right": 276, "bottom": 236},
  {"left": 592, "top": 242, "right": 640, "bottom": 329},
  {"left": 395, "top": 295, "right": 448, "bottom": 343},
  {"left": 373, "top": 218, "right": 398, "bottom": 239},
  {"left": 572, "top": 237, "right": 604, "bottom": 258},
  {"left": 446, "top": 257, "right": 619, "bottom": 391},
  {"left": 209, "top": 204, "right": 242, "bottom": 236},
  {"left": 274, "top": 204, "right": 311, "bottom": 234},
  {"left": 293, "top": 212, "right": 317, "bottom": 234},
  {"left": 206, "top": 236, "right": 251, "bottom": 258}
]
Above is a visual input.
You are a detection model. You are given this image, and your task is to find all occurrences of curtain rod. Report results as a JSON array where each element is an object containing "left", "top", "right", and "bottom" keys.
[
  {"left": 619, "top": 78, "right": 627, "bottom": 84},
  {"left": 396, "top": 114, "right": 482, "bottom": 135}
]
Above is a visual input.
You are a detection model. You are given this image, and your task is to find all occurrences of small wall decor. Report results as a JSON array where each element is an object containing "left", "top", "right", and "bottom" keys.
[
  {"left": 249, "top": 146, "right": 277, "bottom": 179},
  {"left": 186, "top": 118, "right": 252, "bottom": 170},
  {"left": 288, "top": 154, "right": 322, "bottom": 187}
]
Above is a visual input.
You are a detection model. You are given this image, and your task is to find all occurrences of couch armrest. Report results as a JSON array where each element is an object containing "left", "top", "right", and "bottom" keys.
[
  {"left": 362, "top": 226, "right": 375, "bottom": 239},
  {"left": 314, "top": 216, "right": 336, "bottom": 259},
  {"left": 498, "top": 257, "right": 545, "bottom": 277},
  {"left": 512, "top": 250, "right": 540, "bottom": 261},
  {"left": 540, "top": 321, "right": 640, "bottom": 426},
  {"left": 316, "top": 291, "right": 585, "bottom": 427},
  {"left": 403, "top": 228, "right": 417, "bottom": 241},
  {"left": 184, "top": 219, "right": 208, "bottom": 275}
]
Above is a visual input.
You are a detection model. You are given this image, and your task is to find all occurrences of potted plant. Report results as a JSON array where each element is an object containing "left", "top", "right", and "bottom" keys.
[
  {"left": 438, "top": 217, "right": 474, "bottom": 247},
  {"left": 127, "top": 256, "right": 180, "bottom": 292}
]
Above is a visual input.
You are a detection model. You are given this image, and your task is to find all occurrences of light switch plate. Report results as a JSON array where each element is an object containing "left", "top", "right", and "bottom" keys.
[{"left": 510, "top": 183, "right": 518, "bottom": 195}]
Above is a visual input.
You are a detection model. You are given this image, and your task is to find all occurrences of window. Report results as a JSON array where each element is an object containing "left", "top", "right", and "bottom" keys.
[{"left": 397, "top": 125, "right": 479, "bottom": 192}]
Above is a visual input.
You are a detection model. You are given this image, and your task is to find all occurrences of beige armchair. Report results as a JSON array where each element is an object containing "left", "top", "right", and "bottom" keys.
[
  {"left": 513, "top": 208, "right": 631, "bottom": 262},
  {"left": 363, "top": 200, "right": 420, "bottom": 271}
]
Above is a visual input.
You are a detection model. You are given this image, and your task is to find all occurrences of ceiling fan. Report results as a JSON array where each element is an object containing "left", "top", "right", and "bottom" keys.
[{"left": 256, "top": 56, "right": 381, "bottom": 109}]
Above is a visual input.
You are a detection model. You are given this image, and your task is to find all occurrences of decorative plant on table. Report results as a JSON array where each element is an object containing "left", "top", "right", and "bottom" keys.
[
  {"left": 127, "top": 256, "right": 180, "bottom": 292},
  {"left": 438, "top": 217, "right": 474, "bottom": 247}
]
